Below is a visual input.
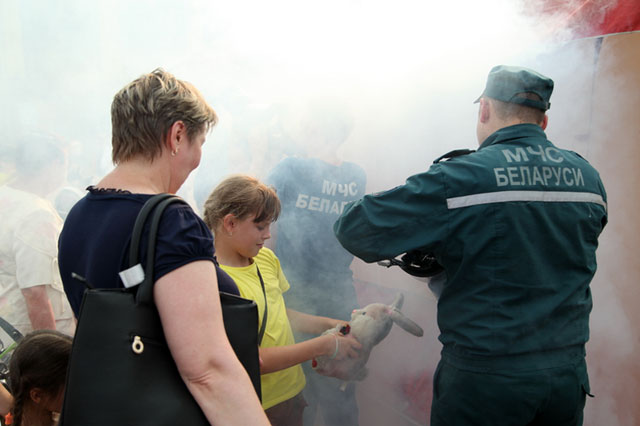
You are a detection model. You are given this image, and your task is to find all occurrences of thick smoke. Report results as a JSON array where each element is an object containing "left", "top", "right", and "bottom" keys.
[{"left": 1, "top": 0, "right": 636, "bottom": 425}]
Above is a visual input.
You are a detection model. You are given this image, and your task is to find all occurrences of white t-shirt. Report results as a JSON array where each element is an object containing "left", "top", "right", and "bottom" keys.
[{"left": 0, "top": 185, "right": 75, "bottom": 337}]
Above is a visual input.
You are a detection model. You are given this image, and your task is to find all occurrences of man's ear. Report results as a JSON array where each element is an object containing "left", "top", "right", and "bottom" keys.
[
  {"left": 479, "top": 98, "right": 491, "bottom": 124},
  {"left": 541, "top": 114, "right": 548, "bottom": 130}
]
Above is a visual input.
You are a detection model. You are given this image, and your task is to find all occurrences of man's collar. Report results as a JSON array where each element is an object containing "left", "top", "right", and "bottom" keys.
[{"left": 479, "top": 123, "right": 546, "bottom": 150}]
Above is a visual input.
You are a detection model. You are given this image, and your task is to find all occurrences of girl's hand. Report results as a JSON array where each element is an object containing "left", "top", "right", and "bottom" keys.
[{"left": 326, "top": 333, "right": 361, "bottom": 360}]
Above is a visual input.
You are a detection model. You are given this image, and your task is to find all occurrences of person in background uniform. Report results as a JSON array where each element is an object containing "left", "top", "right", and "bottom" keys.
[
  {"left": 0, "top": 136, "right": 75, "bottom": 337},
  {"left": 266, "top": 100, "right": 365, "bottom": 426},
  {"left": 334, "top": 65, "right": 608, "bottom": 426}
]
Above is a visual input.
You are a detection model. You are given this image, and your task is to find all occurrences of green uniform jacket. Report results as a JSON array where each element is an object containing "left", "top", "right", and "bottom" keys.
[{"left": 334, "top": 124, "right": 607, "bottom": 360}]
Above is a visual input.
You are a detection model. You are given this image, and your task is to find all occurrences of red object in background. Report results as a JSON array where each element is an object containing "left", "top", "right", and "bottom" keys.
[
  {"left": 530, "top": 0, "right": 640, "bottom": 39},
  {"left": 595, "top": 0, "right": 640, "bottom": 36},
  {"left": 400, "top": 369, "right": 433, "bottom": 424}
]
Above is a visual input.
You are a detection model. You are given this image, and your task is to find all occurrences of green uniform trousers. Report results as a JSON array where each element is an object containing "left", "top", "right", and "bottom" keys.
[{"left": 431, "top": 354, "right": 591, "bottom": 426}]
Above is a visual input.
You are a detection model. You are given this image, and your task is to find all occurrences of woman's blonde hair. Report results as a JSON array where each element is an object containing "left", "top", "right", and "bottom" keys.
[
  {"left": 111, "top": 68, "right": 218, "bottom": 164},
  {"left": 203, "top": 175, "right": 281, "bottom": 231}
]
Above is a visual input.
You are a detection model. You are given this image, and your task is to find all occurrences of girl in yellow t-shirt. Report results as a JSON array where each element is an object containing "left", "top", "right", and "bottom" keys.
[{"left": 203, "top": 175, "right": 361, "bottom": 426}]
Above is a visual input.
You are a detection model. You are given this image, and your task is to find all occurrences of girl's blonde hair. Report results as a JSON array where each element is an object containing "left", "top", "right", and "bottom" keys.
[{"left": 203, "top": 175, "right": 281, "bottom": 231}]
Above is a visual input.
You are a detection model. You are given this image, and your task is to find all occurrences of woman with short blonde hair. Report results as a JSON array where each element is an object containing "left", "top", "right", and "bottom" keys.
[{"left": 58, "top": 69, "right": 269, "bottom": 425}]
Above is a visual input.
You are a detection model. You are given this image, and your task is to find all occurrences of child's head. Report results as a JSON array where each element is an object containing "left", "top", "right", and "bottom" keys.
[
  {"left": 9, "top": 330, "right": 73, "bottom": 425},
  {"left": 203, "top": 175, "right": 281, "bottom": 233},
  {"left": 204, "top": 175, "right": 281, "bottom": 261}
]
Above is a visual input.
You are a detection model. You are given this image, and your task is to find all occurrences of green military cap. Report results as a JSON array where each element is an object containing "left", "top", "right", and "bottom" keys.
[{"left": 474, "top": 65, "right": 554, "bottom": 111}]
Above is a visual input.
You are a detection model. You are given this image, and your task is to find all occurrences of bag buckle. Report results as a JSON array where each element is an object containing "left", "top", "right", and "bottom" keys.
[{"left": 132, "top": 336, "right": 144, "bottom": 354}]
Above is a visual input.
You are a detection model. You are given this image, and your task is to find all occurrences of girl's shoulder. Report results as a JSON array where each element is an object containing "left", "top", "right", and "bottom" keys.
[
  {"left": 255, "top": 247, "right": 286, "bottom": 276},
  {"left": 256, "top": 246, "right": 278, "bottom": 264}
]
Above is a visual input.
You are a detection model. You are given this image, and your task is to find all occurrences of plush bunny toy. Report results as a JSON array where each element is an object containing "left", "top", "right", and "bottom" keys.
[{"left": 312, "top": 293, "right": 423, "bottom": 383}]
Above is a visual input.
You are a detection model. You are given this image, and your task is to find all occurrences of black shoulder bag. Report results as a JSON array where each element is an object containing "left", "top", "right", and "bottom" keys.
[{"left": 59, "top": 194, "right": 261, "bottom": 425}]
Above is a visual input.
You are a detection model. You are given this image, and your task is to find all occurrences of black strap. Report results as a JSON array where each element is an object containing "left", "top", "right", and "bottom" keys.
[
  {"left": 129, "top": 194, "right": 186, "bottom": 305},
  {"left": 0, "top": 316, "right": 23, "bottom": 343},
  {"left": 129, "top": 193, "right": 177, "bottom": 268},
  {"left": 255, "top": 265, "right": 268, "bottom": 345},
  {"left": 433, "top": 148, "right": 475, "bottom": 164}
]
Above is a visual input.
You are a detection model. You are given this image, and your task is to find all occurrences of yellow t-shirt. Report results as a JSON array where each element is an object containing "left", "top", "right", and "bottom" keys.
[{"left": 219, "top": 248, "right": 306, "bottom": 409}]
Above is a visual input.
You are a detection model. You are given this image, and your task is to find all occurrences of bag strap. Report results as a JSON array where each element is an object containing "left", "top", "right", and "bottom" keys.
[
  {"left": 255, "top": 265, "right": 268, "bottom": 345},
  {"left": 129, "top": 193, "right": 177, "bottom": 267},
  {"left": 130, "top": 194, "right": 186, "bottom": 305}
]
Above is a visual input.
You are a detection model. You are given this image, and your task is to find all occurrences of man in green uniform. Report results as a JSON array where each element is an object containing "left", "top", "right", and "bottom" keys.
[{"left": 333, "top": 65, "right": 607, "bottom": 426}]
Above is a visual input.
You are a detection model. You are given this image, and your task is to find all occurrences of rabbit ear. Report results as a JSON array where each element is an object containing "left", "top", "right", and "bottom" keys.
[
  {"left": 390, "top": 293, "right": 404, "bottom": 310},
  {"left": 389, "top": 308, "right": 424, "bottom": 337}
]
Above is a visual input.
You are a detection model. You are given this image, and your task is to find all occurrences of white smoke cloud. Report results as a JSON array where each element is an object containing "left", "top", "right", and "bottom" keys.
[{"left": 2, "top": 1, "right": 634, "bottom": 425}]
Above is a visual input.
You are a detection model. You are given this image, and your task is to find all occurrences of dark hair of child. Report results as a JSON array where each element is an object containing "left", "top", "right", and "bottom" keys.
[{"left": 8, "top": 330, "right": 72, "bottom": 426}]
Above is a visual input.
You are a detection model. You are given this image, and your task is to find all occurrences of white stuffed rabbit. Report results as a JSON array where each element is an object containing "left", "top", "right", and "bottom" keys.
[{"left": 312, "top": 293, "right": 423, "bottom": 383}]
